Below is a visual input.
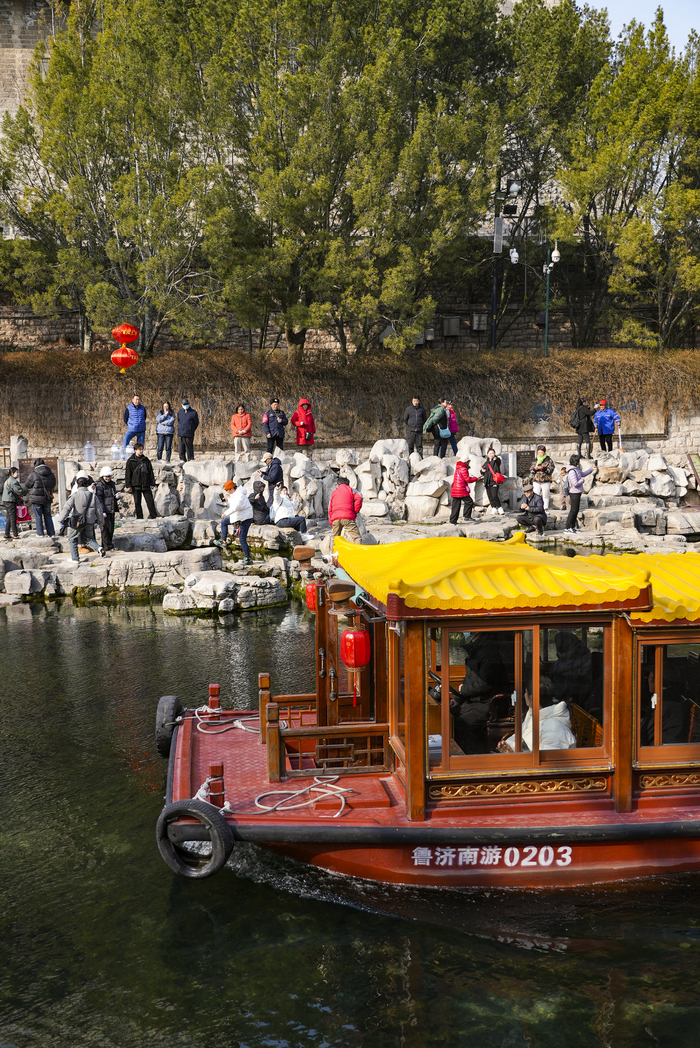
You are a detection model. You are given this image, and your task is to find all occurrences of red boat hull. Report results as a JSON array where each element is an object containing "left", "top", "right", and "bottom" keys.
[{"left": 262, "top": 837, "right": 700, "bottom": 887}]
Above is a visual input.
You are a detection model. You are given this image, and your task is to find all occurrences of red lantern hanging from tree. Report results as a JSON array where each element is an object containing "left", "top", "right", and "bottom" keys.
[
  {"left": 340, "top": 626, "right": 371, "bottom": 707},
  {"left": 111, "top": 323, "right": 140, "bottom": 373}
]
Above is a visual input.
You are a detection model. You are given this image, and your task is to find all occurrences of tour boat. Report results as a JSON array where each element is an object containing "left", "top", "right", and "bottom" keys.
[{"left": 155, "top": 533, "right": 700, "bottom": 886}]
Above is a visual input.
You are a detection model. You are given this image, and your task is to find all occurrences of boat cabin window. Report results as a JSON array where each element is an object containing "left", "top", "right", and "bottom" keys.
[
  {"left": 427, "top": 623, "right": 608, "bottom": 774},
  {"left": 639, "top": 642, "right": 700, "bottom": 757}
]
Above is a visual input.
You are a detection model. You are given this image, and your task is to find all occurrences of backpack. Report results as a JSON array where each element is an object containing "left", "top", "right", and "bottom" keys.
[
  {"left": 569, "top": 409, "right": 580, "bottom": 429},
  {"left": 70, "top": 492, "right": 93, "bottom": 528}
]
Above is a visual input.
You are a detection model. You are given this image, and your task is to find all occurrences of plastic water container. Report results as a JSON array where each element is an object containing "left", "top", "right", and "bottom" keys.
[
  {"left": 122, "top": 445, "right": 132, "bottom": 460},
  {"left": 83, "top": 441, "right": 95, "bottom": 463},
  {"left": 111, "top": 441, "right": 121, "bottom": 461}
]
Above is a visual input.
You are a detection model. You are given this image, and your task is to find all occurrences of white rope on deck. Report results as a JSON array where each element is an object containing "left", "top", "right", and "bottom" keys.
[
  {"left": 193, "top": 706, "right": 262, "bottom": 736},
  {"left": 234, "top": 775, "right": 354, "bottom": 819}
]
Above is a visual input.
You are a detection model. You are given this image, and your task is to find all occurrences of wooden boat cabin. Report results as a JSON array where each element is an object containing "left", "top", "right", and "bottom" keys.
[{"left": 156, "top": 534, "right": 700, "bottom": 886}]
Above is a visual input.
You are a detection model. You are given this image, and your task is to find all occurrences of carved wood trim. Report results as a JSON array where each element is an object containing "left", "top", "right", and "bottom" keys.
[
  {"left": 639, "top": 772, "right": 700, "bottom": 790},
  {"left": 429, "top": 777, "right": 608, "bottom": 801}
]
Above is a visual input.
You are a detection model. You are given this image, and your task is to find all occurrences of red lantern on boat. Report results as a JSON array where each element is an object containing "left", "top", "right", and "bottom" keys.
[
  {"left": 111, "top": 323, "right": 139, "bottom": 373},
  {"left": 305, "top": 582, "right": 317, "bottom": 612},
  {"left": 340, "top": 626, "right": 371, "bottom": 708},
  {"left": 340, "top": 627, "right": 371, "bottom": 669}
]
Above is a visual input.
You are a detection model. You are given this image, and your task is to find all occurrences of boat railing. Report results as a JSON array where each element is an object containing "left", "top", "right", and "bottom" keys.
[
  {"left": 258, "top": 673, "right": 317, "bottom": 742},
  {"left": 265, "top": 701, "right": 391, "bottom": 781}
]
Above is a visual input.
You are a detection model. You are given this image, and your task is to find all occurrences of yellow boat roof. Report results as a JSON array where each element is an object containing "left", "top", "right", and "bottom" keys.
[
  {"left": 335, "top": 534, "right": 652, "bottom": 615},
  {"left": 601, "top": 552, "right": 700, "bottom": 624}
]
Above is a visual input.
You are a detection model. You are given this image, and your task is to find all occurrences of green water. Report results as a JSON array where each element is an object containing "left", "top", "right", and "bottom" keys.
[{"left": 2, "top": 601, "right": 700, "bottom": 1047}]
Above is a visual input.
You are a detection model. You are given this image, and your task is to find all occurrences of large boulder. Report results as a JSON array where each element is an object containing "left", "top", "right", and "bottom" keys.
[
  {"left": 336, "top": 449, "right": 359, "bottom": 467},
  {"left": 3, "top": 569, "right": 49, "bottom": 595},
  {"left": 157, "top": 516, "right": 192, "bottom": 550},
  {"left": 231, "top": 574, "right": 287, "bottom": 609},
  {"left": 163, "top": 590, "right": 197, "bottom": 613},
  {"left": 356, "top": 459, "right": 381, "bottom": 496},
  {"left": 406, "top": 476, "right": 449, "bottom": 499},
  {"left": 647, "top": 453, "right": 668, "bottom": 473},
  {"left": 112, "top": 532, "right": 168, "bottom": 553},
  {"left": 181, "top": 460, "right": 234, "bottom": 487},
  {"left": 406, "top": 495, "right": 439, "bottom": 520},
  {"left": 180, "top": 476, "right": 205, "bottom": 511},
  {"left": 381, "top": 455, "right": 410, "bottom": 491},
  {"left": 370, "top": 438, "right": 409, "bottom": 462},
  {"left": 184, "top": 570, "right": 240, "bottom": 598},
  {"left": 362, "top": 499, "right": 390, "bottom": 517},
  {"left": 650, "top": 473, "right": 675, "bottom": 498},
  {"left": 666, "top": 511, "right": 699, "bottom": 536},
  {"left": 411, "top": 455, "right": 446, "bottom": 478},
  {"left": 292, "top": 474, "right": 322, "bottom": 518},
  {"left": 155, "top": 483, "right": 180, "bottom": 517},
  {"left": 248, "top": 524, "right": 301, "bottom": 550}
]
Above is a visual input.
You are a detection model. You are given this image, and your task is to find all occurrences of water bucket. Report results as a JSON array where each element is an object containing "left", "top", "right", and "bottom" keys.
[
  {"left": 83, "top": 441, "right": 96, "bottom": 463},
  {"left": 111, "top": 442, "right": 121, "bottom": 461}
]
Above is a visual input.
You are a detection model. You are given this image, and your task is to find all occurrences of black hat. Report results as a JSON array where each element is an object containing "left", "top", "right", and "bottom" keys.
[{"left": 270, "top": 396, "right": 279, "bottom": 404}]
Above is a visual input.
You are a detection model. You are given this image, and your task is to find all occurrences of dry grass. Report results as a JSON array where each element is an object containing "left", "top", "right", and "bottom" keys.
[{"left": 0, "top": 346, "right": 696, "bottom": 446}]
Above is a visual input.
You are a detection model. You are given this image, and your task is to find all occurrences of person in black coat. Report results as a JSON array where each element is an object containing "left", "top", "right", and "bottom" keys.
[
  {"left": 249, "top": 480, "right": 270, "bottom": 524},
  {"left": 25, "top": 458, "right": 56, "bottom": 537},
  {"left": 258, "top": 453, "right": 284, "bottom": 506},
  {"left": 177, "top": 397, "right": 199, "bottom": 461},
  {"left": 516, "top": 480, "right": 547, "bottom": 536},
  {"left": 95, "top": 466, "right": 119, "bottom": 550},
  {"left": 403, "top": 396, "right": 427, "bottom": 457},
  {"left": 571, "top": 398, "right": 595, "bottom": 460},
  {"left": 480, "top": 447, "right": 504, "bottom": 515},
  {"left": 124, "top": 444, "right": 158, "bottom": 519}
]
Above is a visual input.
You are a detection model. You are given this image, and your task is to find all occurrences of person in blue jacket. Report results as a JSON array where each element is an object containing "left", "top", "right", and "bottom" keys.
[
  {"left": 593, "top": 399, "right": 621, "bottom": 452},
  {"left": 258, "top": 452, "right": 284, "bottom": 506},
  {"left": 123, "top": 393, "right": 147, "bottom": 450},
  {"left": 262, "top": 397, "right": 288, "bottom": 453}
]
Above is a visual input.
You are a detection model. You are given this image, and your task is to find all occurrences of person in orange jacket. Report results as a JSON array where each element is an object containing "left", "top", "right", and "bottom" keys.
[
  {"left": 230, "top": 403, "right": 252, "bottom": 459},
  {"left": 291, "top": 398, "right": 316, "bottom": 446}
]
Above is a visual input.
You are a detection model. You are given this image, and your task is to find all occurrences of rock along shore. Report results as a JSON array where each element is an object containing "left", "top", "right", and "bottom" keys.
[{"left": 2, "top": 437, "right": 699, "bottom": 614}]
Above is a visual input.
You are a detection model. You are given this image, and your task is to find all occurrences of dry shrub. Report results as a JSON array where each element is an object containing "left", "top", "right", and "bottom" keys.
[{"left": 0, "top": 346, "right": 696, "bottom": 446}]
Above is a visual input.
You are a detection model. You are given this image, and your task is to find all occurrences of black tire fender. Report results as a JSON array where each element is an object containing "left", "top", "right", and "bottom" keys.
[
  {"left": 155, "top": 695, "right": 183, "bottom": 759},
  {"left": 156, "top": 799, "right": 234, "bottom": 879}
]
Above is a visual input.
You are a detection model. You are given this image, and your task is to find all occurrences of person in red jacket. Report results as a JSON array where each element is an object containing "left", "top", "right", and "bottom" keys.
[
  {"left": 328, "top": 477, "right": 362, "bottom": 544},
  {"left": 450, "top": 459, "right": 480, "bottom": 523},
  {"left": 291, "top": 398, "right": 316, "bottom": 446}
]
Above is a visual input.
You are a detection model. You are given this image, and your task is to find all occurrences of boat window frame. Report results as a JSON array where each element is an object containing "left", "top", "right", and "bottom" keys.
[
  {"left": 425, "top": 615, "right": 614, "bottom": 778},
  {"left": 635, "top": 629, "right": 700, "bottom": 767}
]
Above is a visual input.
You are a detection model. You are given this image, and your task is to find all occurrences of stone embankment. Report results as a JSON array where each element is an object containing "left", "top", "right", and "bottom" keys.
[{"left": 2, "top": 438, "right": 699, "bottom": 614}]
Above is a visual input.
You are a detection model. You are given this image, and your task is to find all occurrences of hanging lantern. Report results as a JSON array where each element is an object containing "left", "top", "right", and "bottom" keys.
[
  {"left": 111, "top": 323, "right": 140, "bottom": 373},
  {"left": 340, "top": 627, "right": 371, "bottom": 669},
  {"left": 305, "top": 582, "right": 317, "bottom": 612}
]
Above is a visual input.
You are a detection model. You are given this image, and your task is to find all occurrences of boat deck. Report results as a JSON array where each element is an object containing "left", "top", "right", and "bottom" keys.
[{"left": 172, "top": 712, "right": 700, "bottom": 832}]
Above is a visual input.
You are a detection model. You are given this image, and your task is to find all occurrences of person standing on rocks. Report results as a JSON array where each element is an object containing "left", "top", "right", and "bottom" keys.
[
  {"left": 562, "top": 455, "right": 597, "bottom": 535},
  {"left": 2, "top": 467, "right": 27, "bottom": 541},
  {"left": 259, "top": 453, "right": 284, "bottom": 507},
  {"left": 156, "top": 401, "right": 175, "bottom": 462},
  {"left": 291, "top": 398, "right": 315, "bottom": 447},
  {"left": 230, "top": 403, "right": 252, "bottom": 459},
  {"left": 517, "top": 479, "right": 546, "bottom": 536},
  {"left": 480, "top": 447, "right": 504, "bottom": 516},
  {"left": 423, "top": 397, "right": 450, "bottom": 458},
  {"left": 570, "top": 398, "right": 595, "bottom": 459},
  {"left": 125, "top": 443, "right": 158, "bottom": 519},
  {"left": 262, "top": 397, "right": 288, "bottom": 453},
  {"left": 450, "top": 458, "right": 480, "bottom": 523},
  {"left": 530, "top": 444, "right": 555, "bottom": 510},
  {"left": 59, "top": 475, "right": 104, "bottom": 564},
  {"left": 593, "top": 399, "right": 621, "bottom": 453},
  {"left": 123, "top": 393, "right": 147, "bottom": 450},
  {"left": 447, "top": 401, "right": 459, "bottom": 455},
  {"left": 177, "top": 397, "right": 199, "bottom": 461},
  {"left": 218, "top": 478, "right": 254, "bottom": 564},
  {"left": 329, "top": 476, "right": 362, "bottom": 544},
  {"left": 25, "top": 457, "right": 56, "bottom": 537},
  {"left": 403, "top": 396, "right": 427, "bottom": 458},
  {"left": 249, "top": 480, "right": 270, "bottom": 525},
  {"left": 96, "top": 465, "right": 119, "bottom": 551},
  {"left": 272, "top": 484, "right": 312, "bottom": 541}
]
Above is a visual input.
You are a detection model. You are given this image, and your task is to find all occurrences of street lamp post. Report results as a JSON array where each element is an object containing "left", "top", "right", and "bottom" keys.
[{"left": 542, "top": 240, "right": 560, "bottom": 358}]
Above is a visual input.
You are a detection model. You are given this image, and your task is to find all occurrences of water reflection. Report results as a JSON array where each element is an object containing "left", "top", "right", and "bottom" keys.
[{"left": 1, "top": 601, "right": 700, "bottom": 1047}]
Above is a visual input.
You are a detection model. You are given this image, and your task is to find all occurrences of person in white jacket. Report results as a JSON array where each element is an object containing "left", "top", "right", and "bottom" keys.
[
  {"left": 497, "top": 678, "right": 576, "bottom": 753},
  {"left": 271, "top": 485, "right": 311, "bottom": 541},
  {"left": 218, "top": 479, "right": 254, "bottom": 563}
]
